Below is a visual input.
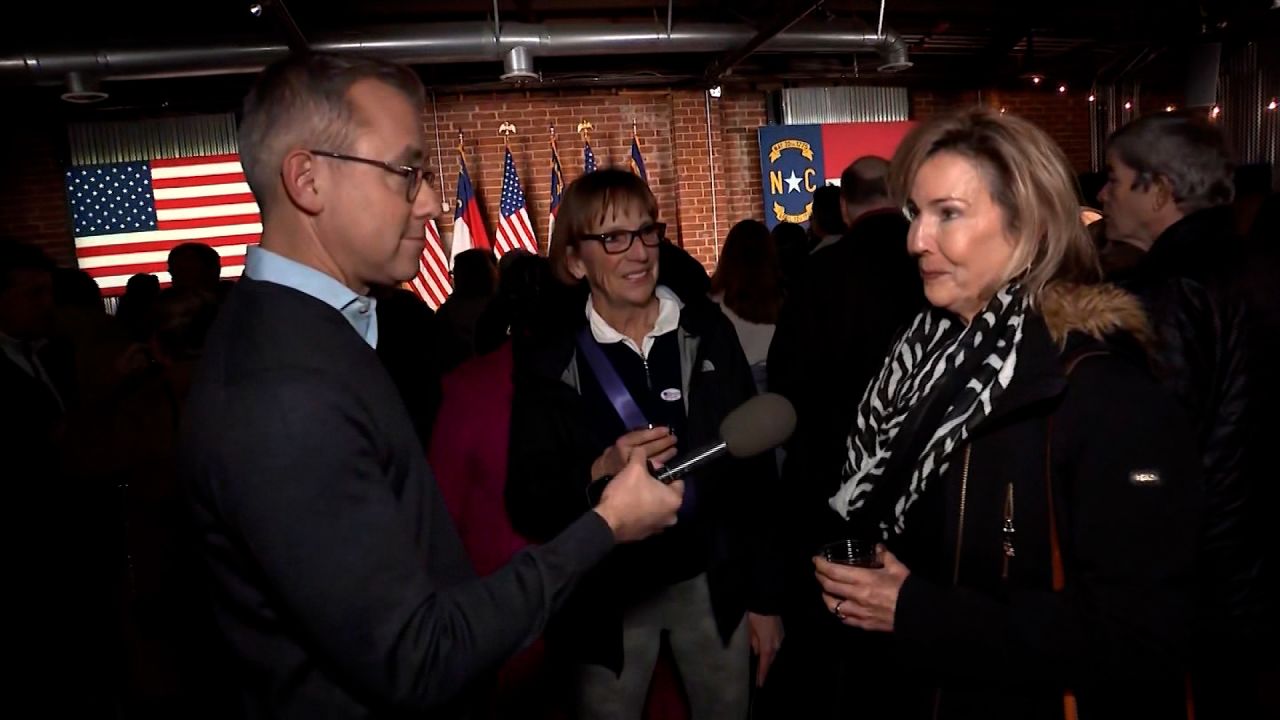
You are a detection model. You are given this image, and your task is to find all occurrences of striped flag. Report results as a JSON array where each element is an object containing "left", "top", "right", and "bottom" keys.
[
  {"left": 407, "top": 219, "right": 452, "bottom": 309},
  {"left": 548, "top": 130, "right": 565, "bottom": 243},
  {"left": 495, "top": 147, "right": 537, "bottom": 258},
  {"left": 450, "top": 149, "right": 491, "bottom": 266},
  {"left": 66, "top": 153, "right": 260, "bottom": 295},
  {"left": 629, "top": 130, "right": 648, "bottom": 183}
]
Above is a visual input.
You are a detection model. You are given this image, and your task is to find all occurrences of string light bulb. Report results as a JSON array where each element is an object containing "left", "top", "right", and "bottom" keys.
[
  {"left": 1210, "top": 105, "right": 1221, "bottom": 118},
  {"left": 1123, "top": 101, "right": 1133, "bottom": 110},
  {"left": 999, "top": 107, "right": 1007, "bottom": 114},
  {"left": 1268, "top": 99, "right": 1278, "bottom": 111},
  {"left": 1058, "top": 84, "right": 1067, "bottom": 94},
  {"left": 1166, "top": 104, "right": 1176, "bottom": 112},
  {"left": 1088, "top": 94, "right": 1096, "bottom": 102},
  {"left": 1032, "top": 76, "right": 1042, "bottom": 85}
]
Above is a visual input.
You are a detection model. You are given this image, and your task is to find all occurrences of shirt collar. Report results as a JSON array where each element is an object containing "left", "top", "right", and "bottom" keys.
[
  {"left": 244, "top": 246, "right": 379, "bottom": 348},
  {"left": 585, "top": 285, "right": 682, "bottom": 358}
]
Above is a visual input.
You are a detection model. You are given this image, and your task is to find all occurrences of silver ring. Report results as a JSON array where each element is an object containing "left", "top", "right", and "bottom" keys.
[{"left": 832, "top": 599, "right": 845, "bottom": 618}]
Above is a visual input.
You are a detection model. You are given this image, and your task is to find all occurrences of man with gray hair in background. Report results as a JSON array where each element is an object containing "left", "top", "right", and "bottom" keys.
[{"left": 1100, "top": 111, "right": 1265, "bottom": 718}]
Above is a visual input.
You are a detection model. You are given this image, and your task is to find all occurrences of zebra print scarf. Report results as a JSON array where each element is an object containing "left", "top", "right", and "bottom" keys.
[{"left": 829, "top": 284, "right": 1027, "bottom": 536}]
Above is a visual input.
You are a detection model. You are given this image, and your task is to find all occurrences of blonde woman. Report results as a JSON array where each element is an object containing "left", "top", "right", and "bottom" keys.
[{"left": 814, "top": 108, "right": 1200, "bottom": 719}]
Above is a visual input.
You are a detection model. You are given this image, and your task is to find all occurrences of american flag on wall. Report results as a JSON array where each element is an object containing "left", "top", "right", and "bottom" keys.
[
  {"left": 65, "top": 115, "right": 259, "bottom": 295},
  {"left": 494, "top": 147, "right": 537, "bottom": 258},
  {"left": 583, "top": 138, "right": 597, "bottom": 174}
]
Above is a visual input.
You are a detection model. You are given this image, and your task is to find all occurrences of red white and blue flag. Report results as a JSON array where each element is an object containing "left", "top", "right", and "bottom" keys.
[
  {"left": 450, "top": 149, "right": 492, "bottom": 267},
  {"left": 629, "top": 130, "right": 648, "bottom": 183},
  {"left": 66, "top": 153, "right": 260, "bottom": 295},
  {"left": 494, "top": 147, "right": 537, "bottom": 257},
  {"left": 408, "top": 219, "right": 452, "bottom": 309},
  {"left": 583, "top": 136, "right": 597, "bottom": 174},
  {"left": 548, "top": 130, "right": 565, "bottom": 244}
]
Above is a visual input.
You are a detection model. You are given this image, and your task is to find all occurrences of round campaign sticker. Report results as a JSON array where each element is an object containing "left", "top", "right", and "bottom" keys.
[{"left": 660, "top": 388, "right": 683, "bottom": 402}]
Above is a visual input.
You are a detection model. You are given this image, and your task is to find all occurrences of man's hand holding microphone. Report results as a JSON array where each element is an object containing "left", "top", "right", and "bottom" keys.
[{"left": 592, "top": 447, "right": 685, "bottom": 542}]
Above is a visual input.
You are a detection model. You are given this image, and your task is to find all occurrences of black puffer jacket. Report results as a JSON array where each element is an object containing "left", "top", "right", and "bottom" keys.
[{"left": 1109, "top": 206, "right": 1260, "bottom": 640}]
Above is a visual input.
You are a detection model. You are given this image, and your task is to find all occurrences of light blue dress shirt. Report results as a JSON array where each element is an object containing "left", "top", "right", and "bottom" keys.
[{"left": 243, "top": 246, "right": 379, "bottom": 348}]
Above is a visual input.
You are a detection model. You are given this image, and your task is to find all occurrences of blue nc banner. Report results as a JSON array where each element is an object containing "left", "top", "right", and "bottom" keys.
[{"left": 758, "top": 124, "right": 825, "bottom": 229}]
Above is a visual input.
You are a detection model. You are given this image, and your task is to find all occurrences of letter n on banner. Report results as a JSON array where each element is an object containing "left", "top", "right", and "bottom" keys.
[{"left": 758, "top": 124, "right": 826, "bottom": 230}]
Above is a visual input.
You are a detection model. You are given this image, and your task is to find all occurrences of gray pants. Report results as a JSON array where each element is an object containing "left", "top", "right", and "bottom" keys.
[{"left": 574, "top": 573, "right": 750, "bottom": 720}]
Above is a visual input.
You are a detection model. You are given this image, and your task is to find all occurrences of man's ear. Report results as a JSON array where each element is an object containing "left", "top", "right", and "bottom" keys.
[
  {"left": 280, "top": 150, "right": 324, "bottom": 215},
  {"left": 1152, "top": 175, "right": 1176, "bottom": 212}
]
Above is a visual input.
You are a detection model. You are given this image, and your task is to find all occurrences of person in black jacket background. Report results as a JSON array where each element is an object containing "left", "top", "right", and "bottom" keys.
[
  {"left": 1100, "top": 112, "right": 1265, "bottom": 717},
  {"left": 813, "top": 108, "right": 1200, "bottom": 719},
  {"left": 179, "top": 53, "right": 685, "bottom": 720},
  {"left": 508, "top": 169, "right": 783, "bottom": 719}
]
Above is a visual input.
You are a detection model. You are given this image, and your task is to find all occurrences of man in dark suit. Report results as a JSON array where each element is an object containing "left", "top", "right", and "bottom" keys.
[
  {"left": 2, "top": 239, "right": 86, "bottom": 710},
  {"left": 0, "top": 240, "right": 64, "bottom": 448},
  {"left": 762, "top": 155, "right": 923, "bottom": 715},
  {"left": 179, "top": 53, "right": 685, "bottom": 719}
]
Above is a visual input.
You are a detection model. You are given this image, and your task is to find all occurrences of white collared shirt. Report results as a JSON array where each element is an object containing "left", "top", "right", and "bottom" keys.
[{"left": 585, "top": 285, "right": 683, "bottom": 359}]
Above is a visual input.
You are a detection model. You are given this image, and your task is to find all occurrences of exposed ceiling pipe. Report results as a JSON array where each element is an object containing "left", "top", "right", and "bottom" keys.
[
  {"left": 705, "top": 1, "right": 826, "bottom": 82},
  {"left": 0, "top": 20, "right": 912, "bottom": 83},
  {"left": 265, "top": 0, "right": 309, "bottom": 52}
]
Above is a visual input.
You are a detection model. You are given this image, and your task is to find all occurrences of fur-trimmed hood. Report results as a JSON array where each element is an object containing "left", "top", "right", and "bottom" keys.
[{"left": 1038, "top": 281, "right": 1154, "bottom": 350}]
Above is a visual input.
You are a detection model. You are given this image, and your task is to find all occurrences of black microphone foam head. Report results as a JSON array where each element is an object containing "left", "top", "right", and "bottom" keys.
[{"left": 719, "top": 392, "right": 796, "bottom": 458}]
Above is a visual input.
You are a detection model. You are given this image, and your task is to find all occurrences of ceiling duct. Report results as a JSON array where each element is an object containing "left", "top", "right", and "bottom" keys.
[
  {"left": 500, "top": 45, "right": 539, "bottom": 83},
  {"left": 0, "top": 20, "right": 912, "bottom": 83},
  {"left": 60, "top": 71, "right": 108, "bottom": 103}
]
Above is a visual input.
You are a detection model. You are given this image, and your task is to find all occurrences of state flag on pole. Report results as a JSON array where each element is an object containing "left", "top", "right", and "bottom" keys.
[
  {"left": 548, "top": 130, "right": 565, "bottom": 244},
  {"left": 494, "top": 147, "right": 537, "bottom": 258},
  {"left": 407, "top": 219, "right": 452, "bottom": 309},
  {"left": 629, "top": 130, "right": 648, "bottom": 183},
  {"left": 450, "top": 148, "right": 492, "bottom": 267}
]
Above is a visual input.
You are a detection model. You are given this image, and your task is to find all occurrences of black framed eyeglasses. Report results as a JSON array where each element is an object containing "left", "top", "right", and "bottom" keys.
[
  {"left": 579, "top": 222, "right": 666, "bottom": 254},
  {"left": 308, "top": 150, "right": 435, "bottom": 203}
]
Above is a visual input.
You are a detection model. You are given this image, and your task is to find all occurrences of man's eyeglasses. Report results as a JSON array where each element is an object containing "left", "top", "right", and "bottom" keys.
[
  {"left": 309, "top": 150, "right": 435, "bottom": 203},
  {"left": 579, "top": 222, "right": 666, "bottom": 254}
]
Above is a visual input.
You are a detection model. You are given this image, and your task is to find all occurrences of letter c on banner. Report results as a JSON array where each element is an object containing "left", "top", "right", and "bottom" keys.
[{"left": 804, "top": 167, "right": 817, "bottom": 192}]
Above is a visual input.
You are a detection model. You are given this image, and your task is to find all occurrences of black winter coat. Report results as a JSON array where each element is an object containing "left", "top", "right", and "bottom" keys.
[
  {"left": 505, "top": 291, "right": 783, "bottom": 673},
  {"left": 831, "top": 285, "right": 1202, "bottom": 720},
  {"left": 1109, "top": 206, "right": 1260, "bottom": 640}
]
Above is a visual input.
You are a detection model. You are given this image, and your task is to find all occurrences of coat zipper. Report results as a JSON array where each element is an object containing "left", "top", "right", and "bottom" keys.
[
  {"left": 1001, "top": 482, "right": 1016, "bottom": 580},
  {"left": 952, "top": 445, "right": 972, "bottom": 584},
  {"left": 934, "top": 444, "right": 973, "bottom": 720}
]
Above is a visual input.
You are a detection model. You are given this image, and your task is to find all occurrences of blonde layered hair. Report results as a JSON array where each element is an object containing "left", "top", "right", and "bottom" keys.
[{"left": 888, "top": 108, "right": 1100, "bottom": 306}]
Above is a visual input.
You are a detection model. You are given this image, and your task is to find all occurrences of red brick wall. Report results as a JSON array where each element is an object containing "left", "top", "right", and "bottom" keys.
[
  {"left": 911, "top": 88, "right": 1095, "bottom": 172},
  {"left": 0, "top": 111, "right": 75, "bottom": 266},
  {"left": 3, "top": 85, "right": 1108, "bottom": 275},
  {"left": 426, "top": 88, "right": 767, "bottom": 270}
]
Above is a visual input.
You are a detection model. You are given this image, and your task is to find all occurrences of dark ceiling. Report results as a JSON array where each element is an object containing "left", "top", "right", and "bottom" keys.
[{"left": 3, "top": 0, "right": 1276, "bottom": 117}]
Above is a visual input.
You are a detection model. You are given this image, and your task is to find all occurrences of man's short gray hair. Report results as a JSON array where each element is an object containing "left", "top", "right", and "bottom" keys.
[
  {"left": 238, "top": 52, "right": 426, "bottom": 216},
  {"left": 1106, "top": 113, "right": 1234, "bottom": 213}
]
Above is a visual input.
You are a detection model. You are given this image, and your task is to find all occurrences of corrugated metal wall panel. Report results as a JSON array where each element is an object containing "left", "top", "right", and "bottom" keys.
[
  {"left": 67, "top": 113, "right": 239, "bottom": 165},
  {"left": 780, "top": 87, "right": 908, "bottom": 124},
  {"left": 1219, "top": 42, "right": 1277, "bottom": 168}
]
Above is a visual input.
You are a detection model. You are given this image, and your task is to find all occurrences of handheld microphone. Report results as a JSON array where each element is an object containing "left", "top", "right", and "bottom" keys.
[{"left": 587, "top": 392, "right": 796, "bottom": 506}]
